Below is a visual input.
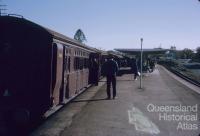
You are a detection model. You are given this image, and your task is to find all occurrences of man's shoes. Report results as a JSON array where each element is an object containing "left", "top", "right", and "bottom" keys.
[
  {"left": 106, "top": 97, "right": 111, "bottom": 100},
  {"left": 113, "top": 96, "right": 118, "bottom": 99}
]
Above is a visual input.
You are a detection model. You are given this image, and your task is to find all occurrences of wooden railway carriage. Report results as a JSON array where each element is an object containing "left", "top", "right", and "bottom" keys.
[{"left": 0, "top": 16, "right": 99, "bottom": 122}]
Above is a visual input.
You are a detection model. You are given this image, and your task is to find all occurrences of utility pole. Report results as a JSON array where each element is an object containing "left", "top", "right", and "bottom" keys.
[{"left": 139, "top": 38, "right": 143, "bottom": 89}]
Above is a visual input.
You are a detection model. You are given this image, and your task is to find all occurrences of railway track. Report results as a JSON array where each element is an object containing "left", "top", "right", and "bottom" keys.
[{"left": 164, "top": 65, "right": 200, "bottom": 88}]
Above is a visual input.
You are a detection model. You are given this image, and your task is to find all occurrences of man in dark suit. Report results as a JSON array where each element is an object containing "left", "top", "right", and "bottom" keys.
[
  {"left": 131, "top": 58, "right": 139, "bottom": 80},
  {"left": 102, "top": 55, "right": 119, "bottom": 99}
]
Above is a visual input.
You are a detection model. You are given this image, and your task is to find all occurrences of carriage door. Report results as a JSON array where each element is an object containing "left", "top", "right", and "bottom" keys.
[
  {"left": 60, "top": 46, "right": 69, "bottom": 103},
  {"left": 52, "top": 43, "right": 63, "bottom": 106}
]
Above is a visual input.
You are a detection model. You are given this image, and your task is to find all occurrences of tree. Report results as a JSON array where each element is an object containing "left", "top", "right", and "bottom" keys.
[
  {"left": 194, "top": 47, "right": 200, "bottom": 62},
  {"left": 179, "top": 48, "right": 194, "bottom": 59},
  {"left": 74, "top": 29, "right": 87, "bottom": 43}
]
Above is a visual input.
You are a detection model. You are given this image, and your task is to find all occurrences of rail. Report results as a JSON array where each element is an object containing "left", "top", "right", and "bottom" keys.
[{"left": 164, "top": 65, "right": 200, "bottom": 88}]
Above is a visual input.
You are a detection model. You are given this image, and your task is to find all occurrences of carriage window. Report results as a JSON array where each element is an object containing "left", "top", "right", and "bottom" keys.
[
  {"left": 68, "top": 57, "right": 71, "bottom": 72},
  {"left": 78, "top": 58, "right": 81, "bottom": 69},
  {"left": 80, "top": 58, "right": 84, "bottom": 70},
  {"left": 84, "top": 58, "right": 86, "bottom": 68},
  {"left": 76, "top": 58, "right": 79, "bottom": 70},
  {"left": 74, "top": 58, "right": 76, "bottom": 70},
  {"left": 84, "top": 58, "right": 89, "bottom": 68},
  {"left": 64, "top": 56, "right": 68, "bottom": 70},
  {"left": 79, "top": 58, "right": 81, "bottom": 70},
  {"left": 74, "top": 57, "right": 80, "bottom": 70}
]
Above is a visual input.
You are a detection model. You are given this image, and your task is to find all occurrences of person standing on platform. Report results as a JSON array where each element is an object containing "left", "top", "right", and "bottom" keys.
[
  {"left": 91, "top": 58, "right": 99, "bottom": 86},
  {"left": 149, "top": 59, "right": 155, "bottom": 72},
  {"left": 102, "top": 55, "right": 119, "bottom": 99},
  {"left": 131, "top": 58, "right": 139, "bottom": 80}
]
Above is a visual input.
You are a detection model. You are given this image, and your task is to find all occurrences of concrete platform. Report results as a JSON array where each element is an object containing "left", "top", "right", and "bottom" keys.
[{"left": 31, "top": 65, "right": 200, "bottom": 136}]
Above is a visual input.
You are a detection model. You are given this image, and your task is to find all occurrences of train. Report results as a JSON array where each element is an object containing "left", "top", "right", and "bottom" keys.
[{"left": 0, "top": 15, "right": 124, "bottom": 126}]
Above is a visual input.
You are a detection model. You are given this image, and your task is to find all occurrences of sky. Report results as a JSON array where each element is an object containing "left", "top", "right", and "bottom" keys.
[{"left": 2, "top": 0, "right": 200, "bottom": 50}]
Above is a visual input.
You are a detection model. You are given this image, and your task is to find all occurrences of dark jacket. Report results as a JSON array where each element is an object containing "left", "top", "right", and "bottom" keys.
[
  {"left": 102, "top": 59, "right": 119, "bottom": 76},
  {"left": 131, "top": 59, "right": 138, "bottom": 73}
]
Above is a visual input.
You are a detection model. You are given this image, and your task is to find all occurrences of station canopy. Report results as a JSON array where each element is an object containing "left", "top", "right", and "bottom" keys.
[{"left": 114, "top": 48, "right": 169, "bottom": 57}]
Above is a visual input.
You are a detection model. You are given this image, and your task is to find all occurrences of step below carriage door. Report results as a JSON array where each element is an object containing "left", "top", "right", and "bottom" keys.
[{"left": 52, "top": 43, "right": 63, "bottom": 106}]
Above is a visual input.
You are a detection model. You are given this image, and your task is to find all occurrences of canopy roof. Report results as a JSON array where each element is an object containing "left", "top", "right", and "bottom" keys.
[{"left": 114, "top": 48, "right": 169, "bottom": 55}]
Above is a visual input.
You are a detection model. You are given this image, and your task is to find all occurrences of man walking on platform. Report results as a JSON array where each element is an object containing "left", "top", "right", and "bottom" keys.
[
  {"left": 130, "top": 58, "right": 139, "bottom": 80},
  {"left": 102, "top": 55, "right": 119, "bottom": 99}
]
